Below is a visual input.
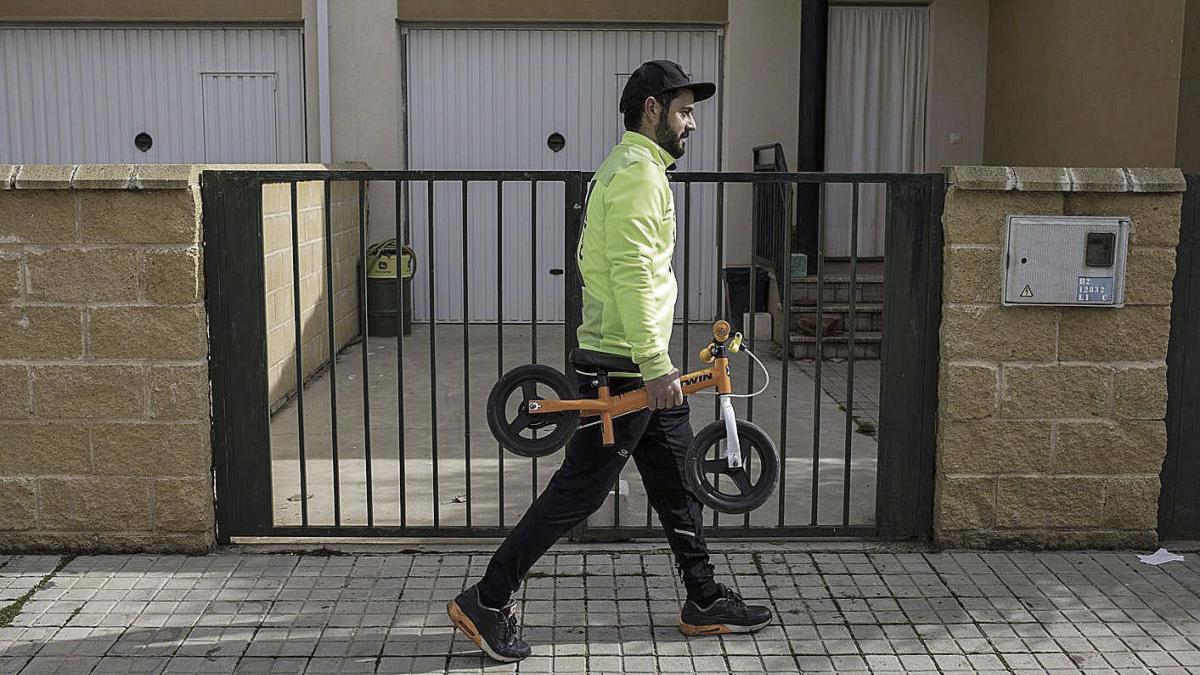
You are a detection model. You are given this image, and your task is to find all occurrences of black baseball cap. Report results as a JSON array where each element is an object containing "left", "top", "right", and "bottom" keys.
[{"left": 619, "top": 60, "right": 716, "bottom": 114}]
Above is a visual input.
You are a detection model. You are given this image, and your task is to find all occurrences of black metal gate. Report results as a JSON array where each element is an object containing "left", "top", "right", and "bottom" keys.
[
  {"left": 1160, "top": 175, "right": 1200, "bottom": 538},
  {"left": 202, "top": 169, "right": 942, "bottom": 543}
]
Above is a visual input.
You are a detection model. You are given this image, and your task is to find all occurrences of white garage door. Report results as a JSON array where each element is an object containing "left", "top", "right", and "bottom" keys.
[
  {"left": 405, "top": 27, "right": 722, "bottom": 323},
  {"left": 0, "top": 26, "right": 305, "bottom": 164}
]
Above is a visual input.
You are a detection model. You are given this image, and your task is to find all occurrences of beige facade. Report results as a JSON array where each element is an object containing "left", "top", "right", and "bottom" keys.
[
  {"left": 0, "top": 0, "right": 300, "bottom": 22},
  {"left": 1179, "top": 0, "right": 1200, "bottom": 172},
  {"left": 926, "top": 0, "right": 990, "bottom": 171},
  {"left": 935, "top": 165, "right": 1184, "bottom": 549},
  {"left": 984, "top": 0, "right": 1188, "bottom": 167}
]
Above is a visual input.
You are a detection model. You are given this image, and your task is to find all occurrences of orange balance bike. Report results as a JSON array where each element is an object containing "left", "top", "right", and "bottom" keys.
[{"left": 486, "top": 320, "right": 779, "bottom": 514}]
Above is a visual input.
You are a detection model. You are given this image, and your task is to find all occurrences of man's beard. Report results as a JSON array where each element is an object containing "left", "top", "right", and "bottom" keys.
[{"left": 654, "top": 115, "right": 687, "bottom": 159}]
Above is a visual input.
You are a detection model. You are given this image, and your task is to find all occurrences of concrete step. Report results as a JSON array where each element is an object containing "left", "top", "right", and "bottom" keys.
[
  {"left": 791, "top": 276, "right": 885, "bottom": 304},
  {"left": 791, "top": 303, "right": 884, "bottom": 333},
  {"left": 790, "top": 331, "right": 882, "bottom": 360}
]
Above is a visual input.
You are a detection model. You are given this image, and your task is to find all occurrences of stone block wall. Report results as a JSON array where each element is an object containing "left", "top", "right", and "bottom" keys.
[
  {"left": 935, "top": 166, "right": 1184, "bottom": 549},
  {"left": 0, "top": 164, "right": 212, "bottom": 553},
  {"left": 0, "top": 163, "right": 365, "bottom": 553},
  {"left": 262, "top": 180, "right": 361, "bottom": 410}
]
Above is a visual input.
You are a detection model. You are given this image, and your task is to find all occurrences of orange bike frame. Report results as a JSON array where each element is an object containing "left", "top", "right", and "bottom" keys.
[
  {"left": 532, "top": 358, "right": 732, "bottom": 446},
  {"left": 529, "top": 319, "right": 739, "bottom": 445}
]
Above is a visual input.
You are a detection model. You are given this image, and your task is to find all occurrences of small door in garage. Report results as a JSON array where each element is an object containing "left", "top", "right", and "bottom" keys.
[
  {"left": 202, "top": 73, "right": 280, "bottom": 163},
  {"left": 404, "top": 27, "right": 722, "bottom": 324},
  {"left": 0, "top": 26, "right": 305, "bottom": 164}
]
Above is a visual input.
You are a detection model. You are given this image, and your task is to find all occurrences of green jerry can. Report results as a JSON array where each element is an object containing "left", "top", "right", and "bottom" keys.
[{"left": 364, "top": 239, "right": 415, "bottom": 337}]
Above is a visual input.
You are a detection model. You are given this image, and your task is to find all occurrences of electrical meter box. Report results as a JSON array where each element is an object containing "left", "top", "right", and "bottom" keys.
[{"left": 1002, "top": 215, "right": 1129, "bottom": 307}]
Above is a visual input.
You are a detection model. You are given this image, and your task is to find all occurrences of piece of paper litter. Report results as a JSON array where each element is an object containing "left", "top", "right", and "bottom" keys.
[{"left": 1138, "top": 548, "right": 1185, "bottom": 566}]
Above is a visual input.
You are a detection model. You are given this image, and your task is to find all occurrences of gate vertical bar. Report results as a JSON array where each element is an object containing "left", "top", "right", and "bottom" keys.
[
  {"left": 746, "top": 190, "right": 759, "bottom": 530},
  {"left": 670, "top": 181, "right": 693, "bottom": 529},
  {"left": 713, "top": 181, "right": 724, "bottom": 530},
  {"left": 530, "top": 180, "right": 539, "bottom": 501},
  {"left": 288, "top": 181, "right": 309, "bottom": 527},
  {"left": 842, "top": 182, "right": 859, "bottom": 527},
  {"left": 462, "top": 180, "right": 472, "bottom": 527},
  {"left": 563, "top": 173, "right": 587, "bottom": 538},
  {"left": 875, "top": 174, "right": 943, "bottom": 539},
  {"left": 810, "top": 184, "right": 826, "bottom": 526},
  {"left": 357, "top": 180, "right": 374, "bottom": 527},
  {"left": 564, "top": 173, "right": 584, "bottom": 361},
  {"left": 324, "top": 180, "right": 342, "bottom": 526},
  {"left": 203, "top": 171, "right": 273, "bottom": 541},
  {"left": 682, "top": 182, "right": 691, "bottom": 373},
  {"left": 779, "top": 177, "right": 796, "bottom": 527},
  {"left": 497, "top": 181, "right": 506, "bottom": 527},
  {"left": 428, "top": 179, "right": 440, "bottom": 527},
  {"left": 395, "top": 180, "right": 406, "bottom": 527}
]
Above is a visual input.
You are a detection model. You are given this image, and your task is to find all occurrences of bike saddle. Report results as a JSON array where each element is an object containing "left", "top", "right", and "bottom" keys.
[{"left": 568, "top": 348, "right": 639, "bottom": 375}]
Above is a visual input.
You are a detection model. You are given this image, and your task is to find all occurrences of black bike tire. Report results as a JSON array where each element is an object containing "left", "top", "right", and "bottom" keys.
[
  {"left": 486, "top": 364, "right": 579, "bottom": 458},
  {"left": 684, "top": 419, "right": 780, "bottom": 514}
]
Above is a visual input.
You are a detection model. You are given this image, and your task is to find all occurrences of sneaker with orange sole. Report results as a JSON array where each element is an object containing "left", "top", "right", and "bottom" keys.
[
  {"left": 447, "top": 585, "right": 531, "bottom": 662},
  {"left": 679, "top": 583, "right": 772, "bottom": 636}
]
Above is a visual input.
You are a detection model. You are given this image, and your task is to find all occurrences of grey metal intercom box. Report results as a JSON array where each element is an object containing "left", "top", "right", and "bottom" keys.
[{"left": 1002, "top": 215, "right": 1129, "bottom": 307}]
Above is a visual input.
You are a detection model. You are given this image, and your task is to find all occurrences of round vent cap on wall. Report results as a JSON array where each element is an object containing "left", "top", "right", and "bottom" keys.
[
  {"left": 134, "top": 132, "right": 154, "bottom": 152},
  {"left": 547, "top": 132, "right": 565, "bottom": 153}
]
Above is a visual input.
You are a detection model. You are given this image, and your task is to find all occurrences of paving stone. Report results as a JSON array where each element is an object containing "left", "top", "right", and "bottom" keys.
[{"left": 0, "top": 550, "right": 1198, "bottom": 672}]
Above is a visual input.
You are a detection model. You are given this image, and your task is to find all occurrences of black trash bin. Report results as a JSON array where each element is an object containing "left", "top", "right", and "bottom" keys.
[{"left": 722, "top": 266, "right": 770, "bottom": 333}]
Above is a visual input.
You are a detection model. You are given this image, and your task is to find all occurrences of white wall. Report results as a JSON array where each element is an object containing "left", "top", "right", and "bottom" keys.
[
  {"left": 302, "top": 0, "right": 404, "bottom": 244},
  {"left": 927, "top": 0, "right": 989, "bottom": 171},
  {"left": 721, "top": 0, "right": 802, "bottom": 266}
]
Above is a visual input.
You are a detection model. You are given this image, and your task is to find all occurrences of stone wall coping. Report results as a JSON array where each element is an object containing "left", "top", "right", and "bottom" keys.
[
  {"left": 0, "top": 163, "right": 371, "bottom": 190},
  {"left": 945, "top": 166, "right": 1186, "bottom": 193}
]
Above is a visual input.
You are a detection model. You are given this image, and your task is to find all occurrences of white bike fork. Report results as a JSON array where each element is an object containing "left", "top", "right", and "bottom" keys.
[{"left": 719, "top": 395, "right": 742, "bottom": 469}]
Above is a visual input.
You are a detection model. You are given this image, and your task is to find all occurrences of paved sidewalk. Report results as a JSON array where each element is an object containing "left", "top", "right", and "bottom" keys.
[{"left": 1, "top": 546, "right": 1199, "bottom": 673}]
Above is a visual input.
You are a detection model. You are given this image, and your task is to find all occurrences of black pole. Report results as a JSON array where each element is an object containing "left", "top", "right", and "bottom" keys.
[{"left": 797, "top": 0, "right": 828, "bottom": 263}]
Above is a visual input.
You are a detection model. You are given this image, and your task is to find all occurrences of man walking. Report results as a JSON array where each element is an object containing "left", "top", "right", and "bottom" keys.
[{"left": 448, "top": 60, "right": 772, "bottom": 662}]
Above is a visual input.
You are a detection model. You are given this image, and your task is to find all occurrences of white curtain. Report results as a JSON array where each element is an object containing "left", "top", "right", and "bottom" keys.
[{"left": 824, "top": 6, "right": 929, "bottom": 258}]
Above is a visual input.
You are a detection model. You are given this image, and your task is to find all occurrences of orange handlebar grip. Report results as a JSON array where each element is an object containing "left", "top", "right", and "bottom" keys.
[{"left": 699, "top": 346, "right": 714, "bottom": 363}]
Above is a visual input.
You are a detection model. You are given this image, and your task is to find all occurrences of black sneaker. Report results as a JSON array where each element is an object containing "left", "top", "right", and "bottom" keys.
[
  {"left": 679, "top": 583, "right": 772, "bottom": 636},
  {"left": 447, "top": 585, "right": 531, "bottom": 662}
]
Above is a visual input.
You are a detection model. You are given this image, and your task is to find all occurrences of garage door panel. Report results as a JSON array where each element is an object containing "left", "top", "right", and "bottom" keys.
[
  {"left": 406, "top": 27, "right": 721, "bottom": 324},
  {"left": 0, "top": 26, "right": 304, "bottom": 164}
]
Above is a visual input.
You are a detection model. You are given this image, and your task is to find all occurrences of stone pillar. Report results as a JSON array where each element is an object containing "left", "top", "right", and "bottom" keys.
[
  {"left": 935, "top": 166, "right": 1184, "bottom": 549},
  {"left": 0, "top": 164, "right": 213, "bottom": 553}
]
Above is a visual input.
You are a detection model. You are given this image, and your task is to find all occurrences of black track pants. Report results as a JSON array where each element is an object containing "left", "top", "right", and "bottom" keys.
[{"left": 476, "top": 373, "right": 718, "bottom": 607}]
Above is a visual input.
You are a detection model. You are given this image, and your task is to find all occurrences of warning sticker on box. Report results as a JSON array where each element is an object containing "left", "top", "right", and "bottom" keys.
[{"left": 1077, "top": 277, "right": 1115, "bottom": 304}]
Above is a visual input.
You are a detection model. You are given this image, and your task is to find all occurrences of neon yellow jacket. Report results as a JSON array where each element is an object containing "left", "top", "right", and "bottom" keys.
[{"left": 576, "top": 131, "right": 678, "bottom": 380}]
